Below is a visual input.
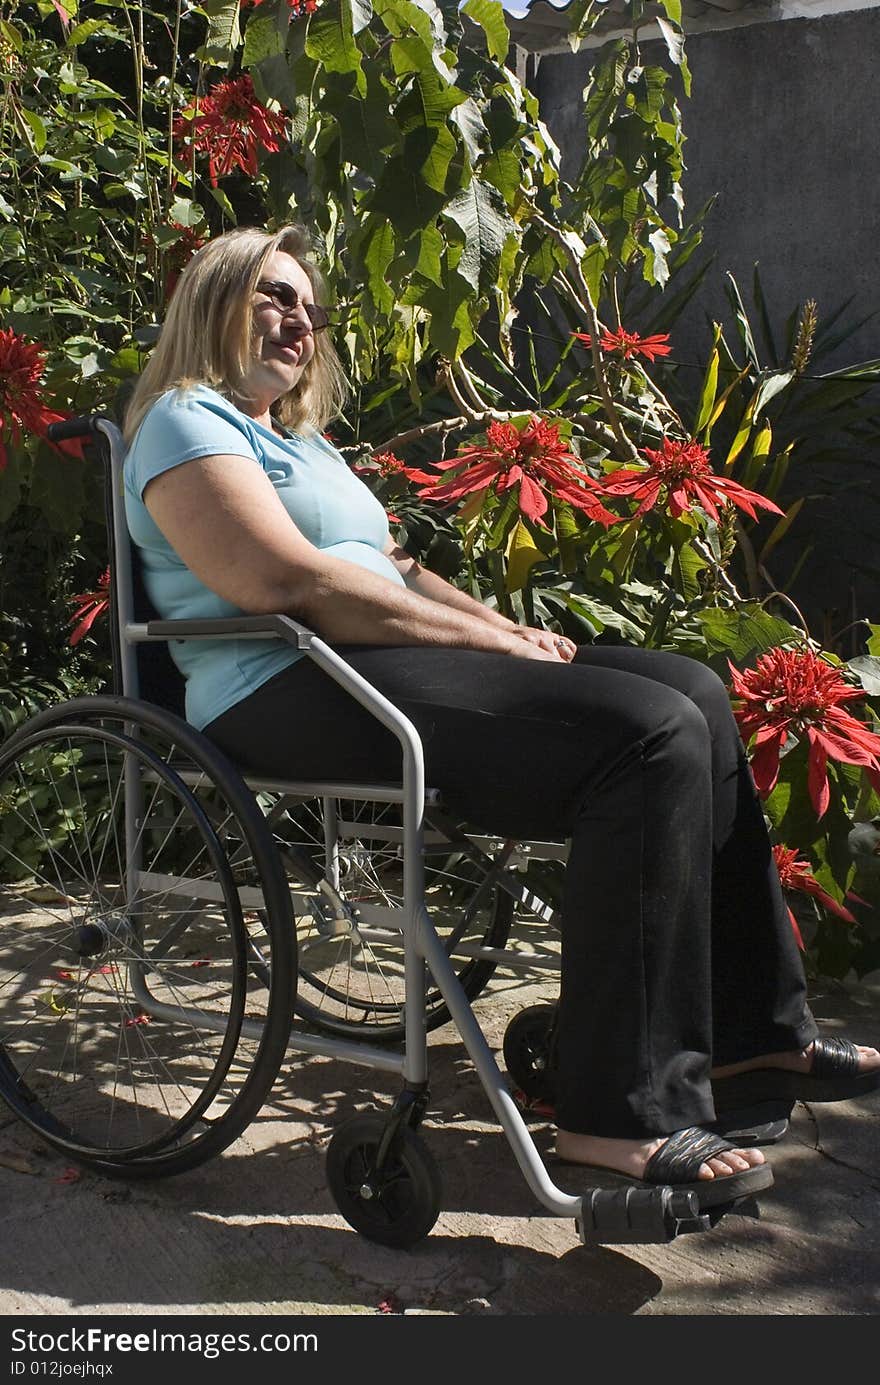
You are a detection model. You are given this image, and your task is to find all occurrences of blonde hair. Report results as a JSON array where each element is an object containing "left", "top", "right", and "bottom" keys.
[{"left": 123, "top": 225, "right": 348, "bottom": 443}]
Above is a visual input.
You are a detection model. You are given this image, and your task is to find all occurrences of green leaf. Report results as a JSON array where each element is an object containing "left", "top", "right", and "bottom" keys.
[
  {"left": 753, "top": 370, "right": 794, "bottom": 415},
  {"left": 323, "top": 80, "right": 399, "bottom": 178},
  {"left": 420, "top": 267, "right": 477, "bottom": 356},
  {"left": 242, "top": 14, "right": 286, "bottom": 66},
  {"left": 168, "top": 198, "right": 204, "bottom": 229},
  {"left": 724, "top": 272, "right": 760, "bottom": 369},
  {"left": 306, "top": 3, "right": 366, "bottom": 89},
  {"left": 697, "top": 605, "right": 800, "bottom": 662},
  {"left": 693, "top": 345, "right": 718, "bottom": 438},
  {"left": 196, "top": 0, "right": 241, "bottom": 65},
  {"left": 671, "top": 543, "right": 706, "bottom": 601},
  {"left": 359, "top": 217, "right": 398, "bottom": 314},
  {"left": 350, "top": 0, "right": 375, "bottom": 35},
  {"left": 462, "top": 0, "right": 509, "bottom": 63},
  {"left": 0, "top": 20, "right": 22, "bottom": 53},
  {"left": 442, "top": 179, "right": 513, "bottom": 293},
  {"left": 563, "top": 594, "right": 644, "bottom": 644},
  {"left": 209, "top": 186, "right": 237, "bottom": 224},
  {"left": 67, "top": 18, "right": 123, "bottom": 47},
  {"left": 403, "top": 123, "right": 457, "bottom": 194},
  {"left": 413, "top": 223, "right": 444, "bottom": 287},
  {"left": 505, "top": 519, "right": 542, "bottom": 593},
  {"left": 847, "top": 656, "right": 880, "bottom": 696},
  {"left": 372, "top": 159, "right": 446, "bottom": 238},
  {"left": 18, "top": 109, "right": 47, "bottom": 155}
]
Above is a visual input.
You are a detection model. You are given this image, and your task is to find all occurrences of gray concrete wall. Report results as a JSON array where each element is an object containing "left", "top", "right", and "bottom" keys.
[{"left": 532, "top": 9, "right": 880, "bottom": 641}]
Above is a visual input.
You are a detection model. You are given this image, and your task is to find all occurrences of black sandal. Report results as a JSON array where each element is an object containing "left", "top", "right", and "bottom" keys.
[
  {"left": 558, "top": 1125, "right": 774, "bottom": 1212},
  {"left": 712, "top": 1037, "right": 880, "bottom": 1112}
]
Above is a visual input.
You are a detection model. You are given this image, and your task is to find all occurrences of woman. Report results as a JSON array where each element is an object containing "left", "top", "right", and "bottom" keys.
[{"left": 123, "top": 225, "right": 880, "bottom": 1212}]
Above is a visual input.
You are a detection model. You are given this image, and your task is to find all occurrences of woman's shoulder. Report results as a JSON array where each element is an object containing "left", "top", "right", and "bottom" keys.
[
  {"left": 146, "top": 383, "right": 247, "bottom": 425},
  {"left": 130, "top": 384, "right": 258, "bottom": 452}
]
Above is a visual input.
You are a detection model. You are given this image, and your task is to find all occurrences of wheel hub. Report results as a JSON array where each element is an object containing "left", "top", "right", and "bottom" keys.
[{"left": 73, "top": 914, "right": 133, "bottom": 959}]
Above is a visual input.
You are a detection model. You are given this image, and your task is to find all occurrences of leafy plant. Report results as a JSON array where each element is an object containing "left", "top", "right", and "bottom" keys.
[{"left": 1, "top": 0, "right": 878, "bottom": 975}]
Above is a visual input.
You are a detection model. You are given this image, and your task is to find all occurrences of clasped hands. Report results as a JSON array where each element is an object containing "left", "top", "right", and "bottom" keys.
[{"left": 508, "top": 625, "right": 577, "bottom": 663}]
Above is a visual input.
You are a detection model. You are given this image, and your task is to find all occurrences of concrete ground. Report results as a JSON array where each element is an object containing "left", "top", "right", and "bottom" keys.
[{"left": 0, "top": 967, "right": 878, "bottom": 1318}]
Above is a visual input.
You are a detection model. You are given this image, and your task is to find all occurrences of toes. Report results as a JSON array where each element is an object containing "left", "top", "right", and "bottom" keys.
[{"left": 700, "top": 1147, "right": 764, "bottom": 1180}]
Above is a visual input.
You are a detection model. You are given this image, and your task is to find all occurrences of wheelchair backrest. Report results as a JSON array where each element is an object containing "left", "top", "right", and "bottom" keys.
[{"left": 98, "top": 419, "right": 187, "bottom": 717}]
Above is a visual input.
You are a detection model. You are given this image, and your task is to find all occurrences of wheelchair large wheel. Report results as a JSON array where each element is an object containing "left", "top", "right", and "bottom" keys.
[
  {"left": 326, "top": 1112, "right": 441, "bottom": 1248},
  {"left": 0, "top": 697, "right": 296, "bottom": 1177},
  {"left": 272, "top": 797, "right": 514, "bottom": 1042}
]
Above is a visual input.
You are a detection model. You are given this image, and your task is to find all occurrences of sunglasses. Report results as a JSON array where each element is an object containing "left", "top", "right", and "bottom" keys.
[{"left": 254, "top": 280, "right": 331, "bottom": 332}]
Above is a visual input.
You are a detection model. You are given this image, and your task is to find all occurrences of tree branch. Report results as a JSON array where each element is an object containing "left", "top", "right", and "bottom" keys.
[{"left": 534, "top": 214, "right": 639, "bottom": 462}]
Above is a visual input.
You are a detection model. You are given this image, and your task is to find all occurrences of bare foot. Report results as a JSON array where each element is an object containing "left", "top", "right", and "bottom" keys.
[
  {"left": 554, "top": 1129, "right": 765, "bottom": 1182},
  {"left": 712, "top": 1040, "right": 880, "bottom": 1080}
]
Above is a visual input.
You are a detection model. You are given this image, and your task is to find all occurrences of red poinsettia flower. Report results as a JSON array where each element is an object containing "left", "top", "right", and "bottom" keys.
[
  {"left": 772, "top": 843, "right": 856, "bottom": 949},
  {"left": 595, "top": 436, "right": 784, "bottom": 523},
  {"left": 729, "top": 646, "right": 880, "bottom": 818},
  {"left": 173, "top": 76, "right": 288, "bottom": 187},
  {"left": 0, "top": 327, "right": 84, "bottom": 470},
  {"left": 572, "top": 327, "right": 672, "bottom": 363},
  {"left": 68, "top": 568, "right": 110, "bottom": 647},
  {"left": 353, "top": 450, "right": 435, "bottom": 485},
  {"left": 419, "top": 418, "right": 619, "bottom": 528}
]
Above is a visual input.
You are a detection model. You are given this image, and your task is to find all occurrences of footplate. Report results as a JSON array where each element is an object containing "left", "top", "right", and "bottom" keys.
[{"left": 577, "top": 1186, "right": 710, "bottom": 1244}]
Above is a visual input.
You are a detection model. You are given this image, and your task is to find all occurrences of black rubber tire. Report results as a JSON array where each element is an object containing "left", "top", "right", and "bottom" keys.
[
  {"left": 0, "top": 696, "right": 297, "bottom": 1178},
  {"left": 326, "top": 1112, "right": 442, "bottom": 1248},
  {"left": 502, "top": 1003, "right": 558, "bottom": 1103}
]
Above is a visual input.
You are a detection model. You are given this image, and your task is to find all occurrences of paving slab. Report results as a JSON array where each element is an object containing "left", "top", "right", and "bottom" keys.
[{"left": 0, "top": 970, "right": 877, "bottom": 1319}]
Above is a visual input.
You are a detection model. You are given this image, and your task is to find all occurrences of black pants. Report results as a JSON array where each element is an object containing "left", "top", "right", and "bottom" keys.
[{"left": 206, "top": 643, "right": 817, "bottom": 1139}]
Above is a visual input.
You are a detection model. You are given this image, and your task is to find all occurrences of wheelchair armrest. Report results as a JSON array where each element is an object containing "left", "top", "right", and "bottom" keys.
[
  {"left": 141, "top": 613, "right": 315, "bottom": 650},
  {"left": 136, "top": 612, "right": 426, "bottom": 796}
]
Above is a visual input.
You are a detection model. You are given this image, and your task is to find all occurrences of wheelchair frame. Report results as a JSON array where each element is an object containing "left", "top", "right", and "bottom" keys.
[{"left": 0, "top": 413, "right": 713, "bottom": 1248}]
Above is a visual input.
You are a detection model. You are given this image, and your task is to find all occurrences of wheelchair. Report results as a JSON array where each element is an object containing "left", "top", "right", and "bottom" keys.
[{"left": 0, "top": 413, "right": 721, "bottom": 1249}]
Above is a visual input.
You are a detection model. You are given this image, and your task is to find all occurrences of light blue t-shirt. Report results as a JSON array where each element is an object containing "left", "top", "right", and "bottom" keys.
[{"left": 123, "top": 384, "right": 406, "bottom": 729}]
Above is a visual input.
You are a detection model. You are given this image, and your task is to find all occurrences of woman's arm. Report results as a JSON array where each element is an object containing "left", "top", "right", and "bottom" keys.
[
  {"left": 142, "top": 453, "right": 567, "bottom": 662},
  {"left": 383, "top": 538, "right": 577, "bottom": 661}
]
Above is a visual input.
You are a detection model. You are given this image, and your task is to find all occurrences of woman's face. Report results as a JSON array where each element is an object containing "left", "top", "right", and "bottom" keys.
[{"left": 241, "top": 249, "right": 318, "bottom": 416}]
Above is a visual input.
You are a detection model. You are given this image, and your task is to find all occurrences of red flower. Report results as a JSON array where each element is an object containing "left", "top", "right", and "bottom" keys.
[
  {"left": 596, "top": 436, "right": 784, "bottom": 523},
  {"left": 173, "top": 76, "right": 288, "bottom": 186},
  {"left": 0, "top": 327, "right": 83, "bottom": 470},
  {"left": 772, "top": 843, "right": 856, "bottom": 949},
  {"left": 353, "top": 451, "right": 435, "bottom": 485},
  {"left": 729, "top": 646, "right": 880, "bottom": 817},
  {"left": 419, "top": 418, "right": 619, "bottom": 527},
  {"left": 573, "top": 327, "right": 672, "bottom": 362},
  {"left": 68, "top": 568, "right": 110, "bottom": 647}
]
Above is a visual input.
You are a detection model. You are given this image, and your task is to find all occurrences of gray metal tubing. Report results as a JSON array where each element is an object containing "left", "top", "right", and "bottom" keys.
[
  {"left": 415, "top": 903, "right": 581, "bottom": 1218},
  {"left": 125, "top": 973, "right": 406, "bottom": 1076},
  {"left": 299, "top": 638, "right": 430, "bottom": 1089},
  {"left": 322, "top": 795, "right": 341, "bottom": 889}
]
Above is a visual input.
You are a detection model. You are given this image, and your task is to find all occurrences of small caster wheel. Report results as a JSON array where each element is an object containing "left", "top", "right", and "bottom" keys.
[
  {"left": 326, "top": 1112, "right": 442, "bottom": 1248},
  {"left": 503, "top": 1003, "right": 558, "bottom": 1103}
]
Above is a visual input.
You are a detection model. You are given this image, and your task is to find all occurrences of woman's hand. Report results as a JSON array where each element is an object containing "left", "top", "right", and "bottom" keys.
[{"left": 508, "top": 626, "right": 577, "bottom": 662}]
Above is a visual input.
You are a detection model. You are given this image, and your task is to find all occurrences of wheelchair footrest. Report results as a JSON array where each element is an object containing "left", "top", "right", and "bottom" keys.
[{"left": 576, "top": 1185, "right": 710, "bottom": 1244}]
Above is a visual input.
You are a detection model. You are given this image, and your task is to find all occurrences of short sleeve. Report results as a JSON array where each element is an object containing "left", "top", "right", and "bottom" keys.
[{"left": 125, "top": 387, "right": 262, "bottom": 501}]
